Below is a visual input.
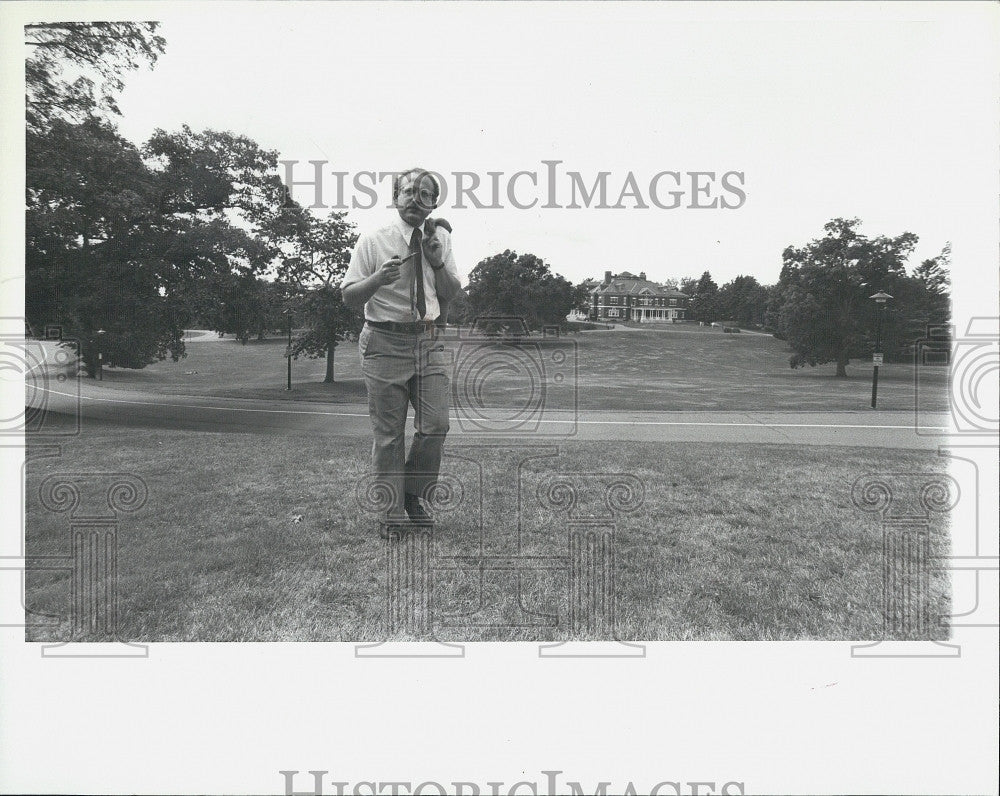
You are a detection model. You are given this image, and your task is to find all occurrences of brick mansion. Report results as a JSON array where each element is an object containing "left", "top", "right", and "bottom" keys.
[{"left": 588, "top": 271, "right": 690, "bottom": 322}]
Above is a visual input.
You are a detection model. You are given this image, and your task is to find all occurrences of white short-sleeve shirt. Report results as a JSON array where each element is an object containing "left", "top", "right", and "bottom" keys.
[{"left": 341, "top": 215, "right": 458, "bottom": 323}]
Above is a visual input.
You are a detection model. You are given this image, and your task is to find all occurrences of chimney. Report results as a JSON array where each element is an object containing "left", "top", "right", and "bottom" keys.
[
  {"left": 604, "top": 270, "right": 612, "bottom": 285},
  {"left": 639, "top": 271, "right": 647, "bottom": 281}
]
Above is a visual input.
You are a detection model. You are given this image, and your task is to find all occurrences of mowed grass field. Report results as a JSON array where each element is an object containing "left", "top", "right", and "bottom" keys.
[
  {"left": 88, "top": 325, "right": 949, "bottom": 412},
  {"left": 24, "top": 428, "right": 951, "bottom": 642}
]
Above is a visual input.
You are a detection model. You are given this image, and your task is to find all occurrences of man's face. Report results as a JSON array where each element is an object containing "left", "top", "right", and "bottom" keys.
[{"left": 395, "top": 172, "right": 437, "bottom": 228}]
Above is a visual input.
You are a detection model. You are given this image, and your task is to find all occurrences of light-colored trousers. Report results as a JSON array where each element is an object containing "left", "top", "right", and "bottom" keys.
[{"left": 358, "top": 324, "right": 450, "bottom": 518}]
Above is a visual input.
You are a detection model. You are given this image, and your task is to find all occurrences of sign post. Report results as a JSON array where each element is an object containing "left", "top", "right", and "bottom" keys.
[{"left": 869, "top": 292, "right": 893, "bottom": 408}]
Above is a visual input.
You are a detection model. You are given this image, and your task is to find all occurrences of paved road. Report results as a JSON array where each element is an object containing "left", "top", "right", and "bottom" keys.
[{"left": 36, "top": 382, "right": 953, "bottom": 449}]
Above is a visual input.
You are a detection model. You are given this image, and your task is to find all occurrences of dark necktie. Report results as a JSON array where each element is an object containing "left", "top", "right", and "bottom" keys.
[{"left": 410, "top": 227, "right": 426, "bottom": 320}]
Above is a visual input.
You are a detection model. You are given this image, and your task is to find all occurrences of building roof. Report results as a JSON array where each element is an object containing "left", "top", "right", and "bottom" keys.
[{"left": 592, "top": 273, "right": 689, "bottom": 299}]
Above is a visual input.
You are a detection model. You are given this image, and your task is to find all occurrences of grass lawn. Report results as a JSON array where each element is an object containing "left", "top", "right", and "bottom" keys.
[
  {"left": 24, "top": 429, "right": 951, "bottom": 642},
  {"left": 88, "top": 326, "right": 949, "bottom": 413}
]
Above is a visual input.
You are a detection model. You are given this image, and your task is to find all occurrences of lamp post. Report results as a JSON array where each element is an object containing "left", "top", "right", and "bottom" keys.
[
  {"left": 284, "top": 309, "right": 292, "bottom": 391},
  {"left": 869, "top": 292, "right": 893, "bottom": 408},
  {"left": 96, "top": 329, "right": 106, "bottom": 381}
]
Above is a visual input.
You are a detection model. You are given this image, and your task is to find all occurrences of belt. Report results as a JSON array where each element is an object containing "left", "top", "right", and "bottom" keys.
[{"left": 366, "top": 320, "right": 436, "bottom": 334}]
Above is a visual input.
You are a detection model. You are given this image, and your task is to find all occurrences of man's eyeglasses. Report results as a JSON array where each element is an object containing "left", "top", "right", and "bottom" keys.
[{"left": 398, "top": 185, "right": 437, "bottom": 205}]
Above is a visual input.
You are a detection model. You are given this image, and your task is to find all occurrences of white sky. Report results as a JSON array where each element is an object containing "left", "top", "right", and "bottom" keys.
[
  {"left": 80, "top": 2, "right": 998, "bottom": 290},
  {"left": 1, "top": 5, "right": 999, "bottom": 795}
]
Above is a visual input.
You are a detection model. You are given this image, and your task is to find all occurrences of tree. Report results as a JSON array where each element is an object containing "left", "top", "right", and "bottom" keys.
[
  {"left": 27, "top": 116, "right": 281, "bottom": 373},
  {"left": 25, "top": 22, "right": 165, "bottom": 132},
  {"left": 913, "top": 242, "right": 950, "bottom": 296},
  {"left": 695, "top": 271, "right": 718, "bottom": 294},
  {"left": 716, "top": 275, "right": 768, "bottom": 328},
  {"left": 679, "top": 276, "right": 699, "bottom": 296},
  {"left": 466, "top": 250, "right": 577, "bottom": 332},
  {"left": 27, "top": 117, "right": 184, "bottom": 372},
  {"left": 143, "top": 125, "right": 286, "bottom": 222},
  {"left": 445, "top": 289, "right": 475, "bottom": 326},
  {"left": 24, "top": 23, "right": 297, "bottom": 375},
  {"left": 263, "top": 202, "right": 361, "bottom": 382},
  {"left": 574, "top": 278, "right": 599, "bottom": 316},
  {"left": 688, "top": 270, "right": 720, "bottom": 323},
  {"left": 203, "top": 273, "right": 285, "bottom": 344},
  {"left": 763, "top": 263, "right": 798, "bottom": 338},
  {"left": 776, "top": 217, "right": 919, "bottom": 376},
  {"left": 907, "top": 242, "right": 952, "bottom": 337}
]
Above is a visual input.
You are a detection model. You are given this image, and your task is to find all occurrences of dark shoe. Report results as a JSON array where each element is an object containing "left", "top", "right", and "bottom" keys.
[{"left": 404, "top": 493, "right": 434, "bottom": 527}]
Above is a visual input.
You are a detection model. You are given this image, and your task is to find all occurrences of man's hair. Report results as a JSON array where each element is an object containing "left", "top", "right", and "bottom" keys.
[{"left": 392, "top": 167, "right": 440, "bottom": 204}]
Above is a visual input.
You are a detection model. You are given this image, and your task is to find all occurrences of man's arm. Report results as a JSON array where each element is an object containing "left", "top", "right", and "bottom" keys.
[
  {"left": 343, "top": 261, "right": 403, "bottom": 309},
  {"left": 341, "top": 236, "right": 404, "bottom": 309},
  {"left": 433, "top": 264, "right": 461, "bottom": 302},
  {"left": 423, "top": 221, "right": 462, "bottom": 302}
]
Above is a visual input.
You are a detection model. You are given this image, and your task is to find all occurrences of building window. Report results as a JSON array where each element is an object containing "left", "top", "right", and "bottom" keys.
[{"left": 669, "top": 298, "right": 677, "bottom": 306}]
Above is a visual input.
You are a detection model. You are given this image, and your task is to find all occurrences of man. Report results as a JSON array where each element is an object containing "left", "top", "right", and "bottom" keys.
[{"left": 341, "top": 168, "right": 462, "bottom": 538}]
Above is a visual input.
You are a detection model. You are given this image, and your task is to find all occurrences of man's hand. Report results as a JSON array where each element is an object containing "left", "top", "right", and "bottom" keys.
[
  {"left": 425, "top": 218, "right": 452, "bottom": 234},
  {"left": 422, "top": 218, "right": 450, "bottom": 270},
  {"left": 376, "top": 255, "right": 406, "bottom": 285},
  {"left": 424, "top": 217, "right": 460, "bottom": 303}
]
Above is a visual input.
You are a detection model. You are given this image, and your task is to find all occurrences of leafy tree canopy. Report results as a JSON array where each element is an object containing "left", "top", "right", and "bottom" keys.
[
  {"left": 716, "top": 275, "right": 768, "bottom": 327},
  {"left": 774, "top": 217, "right": 946, "bottom": 376},
  {"left": 27, "top": 118, "right": 284, "bottom": 372},
  {"left": 466, "top": 250, "right": 577, "bottom": 332},
  {"left": 261, "top": 197, "right": 361, "bottom": 382},
  {"left": 25, "top": 22, "right": 165, "bottom": 131}
]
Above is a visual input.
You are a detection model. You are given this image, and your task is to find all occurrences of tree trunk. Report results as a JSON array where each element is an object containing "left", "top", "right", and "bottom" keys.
[
  {"left": 83, "top": 350, "right": 97, "bottom": 378},
  {"left": 324, "top": 338, "right": 335, "bottom": 383},
  {"left": 836, "top": 357, "right": 848, "bottom": 377}
]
